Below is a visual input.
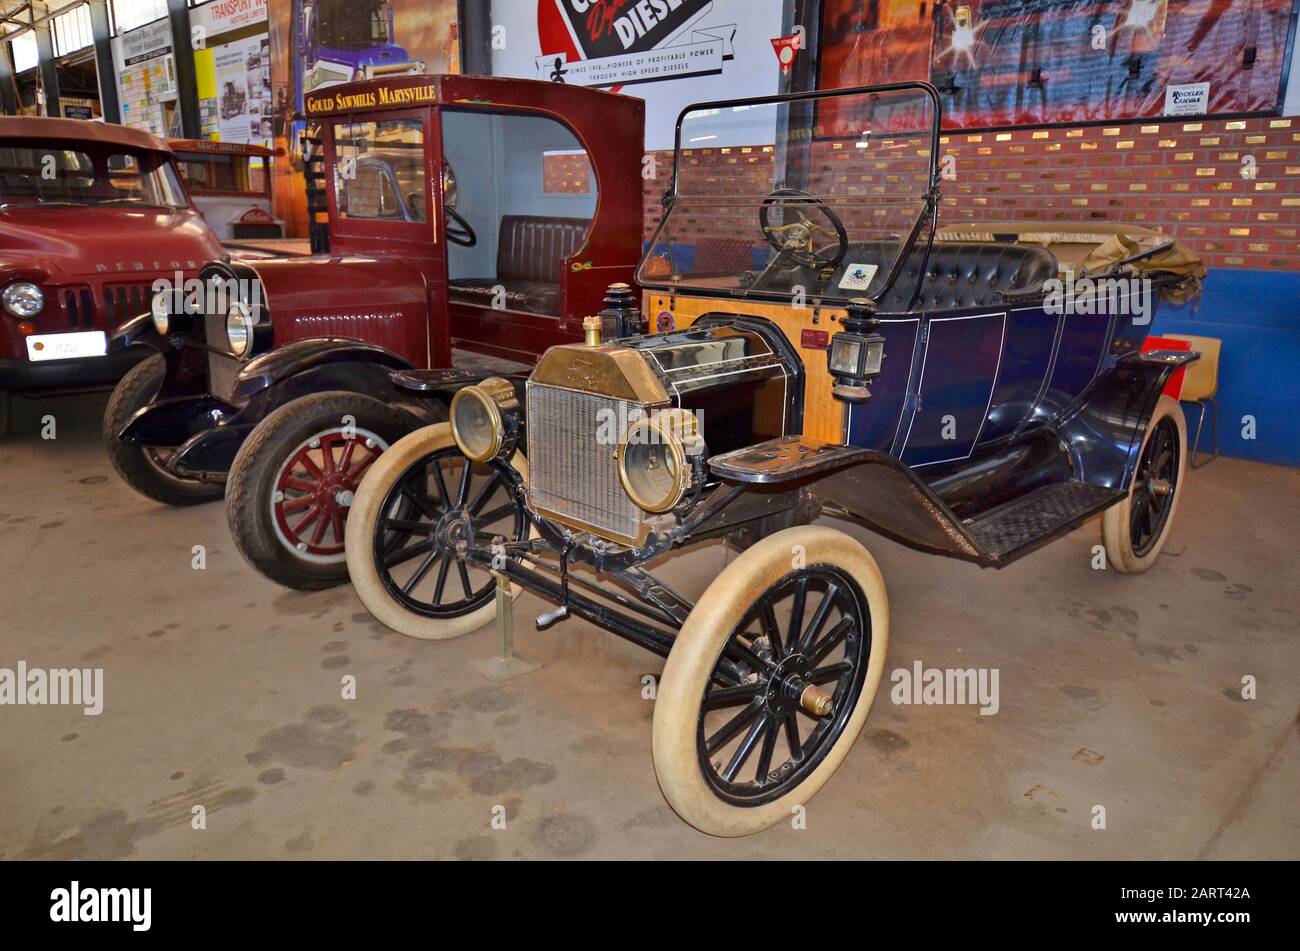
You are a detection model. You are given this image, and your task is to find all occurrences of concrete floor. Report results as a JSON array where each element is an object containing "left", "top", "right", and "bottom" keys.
[{"left": 1, "top": 390, "right": 1297, "bottom": 860}]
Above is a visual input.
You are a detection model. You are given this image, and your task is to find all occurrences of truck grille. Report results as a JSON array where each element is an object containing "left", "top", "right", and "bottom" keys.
[
  {"left": 526, "top": 383, "right": 644, "bottom": 543},
  {"left": 103, "top": 283, "right": 154, "bottom": 327},
  {"left": 62, "top": 288, "right": 95, "bottom": 329}
]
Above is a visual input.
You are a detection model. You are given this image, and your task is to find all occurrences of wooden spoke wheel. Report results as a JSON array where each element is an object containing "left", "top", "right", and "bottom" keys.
[
  {"left": 346, "top": 423, "right": 531, "bottom": 640},
  {"left": 653, "top": 526, "right": 889, "bottom": 837}
]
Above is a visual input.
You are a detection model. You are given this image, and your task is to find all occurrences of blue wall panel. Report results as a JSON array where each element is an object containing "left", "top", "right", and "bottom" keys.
[{"left": 1150, "top": 268, "right": 1300, "bottom": 468}]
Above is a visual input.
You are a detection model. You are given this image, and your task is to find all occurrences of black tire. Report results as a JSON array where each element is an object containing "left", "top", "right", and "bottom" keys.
[
  {"left": 102, "top": 353, "right": 225, "bottom": 506},
  {"left": 0, "top": 390, "right": 11, "bottom": 439},
  {"left": 226, "top": 391, "right": 421, "bottom": 591}
]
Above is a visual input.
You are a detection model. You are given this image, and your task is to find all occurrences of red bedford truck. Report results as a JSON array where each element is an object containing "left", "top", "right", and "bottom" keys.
[{"left": 0, "top": 117, "right": 224, "bottom": 437}]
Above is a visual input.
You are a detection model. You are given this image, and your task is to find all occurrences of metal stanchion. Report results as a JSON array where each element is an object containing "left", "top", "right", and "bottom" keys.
[{"left": 474, "top": 573, "right": 542, "bottom": 683}]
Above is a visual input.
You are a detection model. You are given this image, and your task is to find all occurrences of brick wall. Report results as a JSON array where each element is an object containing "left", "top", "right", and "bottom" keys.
[{"left": 642, "top": 115, "right": 1300, "bottom": 271}]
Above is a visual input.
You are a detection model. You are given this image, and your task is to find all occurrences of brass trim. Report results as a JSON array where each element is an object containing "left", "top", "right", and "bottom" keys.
[
  {"left": 450, "top": 376, "right": 517, "bottom": 463},
  {"left": 531, "top": 344, "right": 670, "bottom": 404},
  {"left": 616, "top": 408, "right": 700, "bottom": 514}
]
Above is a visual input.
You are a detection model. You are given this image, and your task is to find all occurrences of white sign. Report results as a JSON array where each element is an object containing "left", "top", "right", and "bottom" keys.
[
  {"left": 838, "top": 263, "right": 879, "bottom": 292},
  {"left": 492, "top": 0, "right": 784, "bottom": 150},
  {"left": 118, "top": 19, "right": 172, "bottom": 67},
  {"left": 1163, "top": 83, "right": 1210, "bottom": 116},
  {"left": 199, "top": 0, "right": 269, "bottom": 35},
  {"left": 534, "top": 30, "right": 731, "bottom": 88}
]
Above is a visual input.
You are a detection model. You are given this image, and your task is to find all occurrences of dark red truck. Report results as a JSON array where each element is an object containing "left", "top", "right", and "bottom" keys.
[
  {"left": 0, "top": 118, "right": 223, "bottom": 436},
  {"left": 105, "top": 74, "right": 645, "bottom": 589}
]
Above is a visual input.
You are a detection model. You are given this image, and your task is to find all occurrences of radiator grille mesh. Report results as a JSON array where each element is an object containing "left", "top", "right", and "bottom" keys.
[{"left": 526, "top": 383, "right": 643, "bottom": 542}]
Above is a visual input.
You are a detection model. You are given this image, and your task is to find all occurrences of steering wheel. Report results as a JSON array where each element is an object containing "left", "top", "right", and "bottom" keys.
[
  {"left": 759, "top": 188, "right": 849, "bottom": 273},
  {"left": 445, "top": 205, "right": 477, "bottom": 247},
  {"left": 441, "top": 163, "right": 477, "bottom": 247}
]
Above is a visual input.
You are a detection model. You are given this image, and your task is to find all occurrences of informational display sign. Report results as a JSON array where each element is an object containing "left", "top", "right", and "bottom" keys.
[
  {"left": 820, "top": 0, "right": 1299, "bottom": 130},
  {"left": 491, "top": 0, "right": 785, "bottom": 150},
  {"left": 192, "top": 0, "right": 272, "bottom": 146},
  {"left": 113, "top": 19, "right": 178, "bottom": 137}
]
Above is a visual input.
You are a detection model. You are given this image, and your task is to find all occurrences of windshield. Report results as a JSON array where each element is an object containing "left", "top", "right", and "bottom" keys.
[
  {"left": 638, "top": 84, "right": 939, "bottom": 308},
  {"left": 0, "top": 145, "right": 188, "bottom": 209},
  {"left": 176, "top": 153, "right": 266, "bottom": 197},
  {"left": 333, "top": 119, "right": 426, "bottom": 222}
]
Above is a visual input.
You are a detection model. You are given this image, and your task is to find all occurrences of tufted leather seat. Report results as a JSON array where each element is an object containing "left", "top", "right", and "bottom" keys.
[
  {"left": 450, "top": 215, "right": 591, "bottom": 316},
  {"left": 856, "top": 241, "right": 1058, "bottom": 312}
]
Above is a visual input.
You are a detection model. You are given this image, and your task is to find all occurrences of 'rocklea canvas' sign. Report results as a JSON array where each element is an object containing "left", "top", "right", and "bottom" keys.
[{"left": 540, "top": 0, "right": 736, "bottom": 88}]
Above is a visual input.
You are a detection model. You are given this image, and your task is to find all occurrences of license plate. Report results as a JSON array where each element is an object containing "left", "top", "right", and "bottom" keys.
[{"left": 26, "top": 331, "right": 108, "bottom": 362}]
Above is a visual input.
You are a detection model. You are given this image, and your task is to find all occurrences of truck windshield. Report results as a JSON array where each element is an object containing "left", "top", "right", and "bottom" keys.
[
  {"left": 176, "top": 153, "right": 266, "bottom": 197},
  {"left": 638, "top": 85, "right": 939, "bottom": 306},
  {"left": 0, "top": 145, "right": 187, "bottom": 209},
  {"left": 317, "top": 0, "right": 391, "bottom": 52},
  {"left": 333, "top": 119, "right": 426, "bottom": 222}
]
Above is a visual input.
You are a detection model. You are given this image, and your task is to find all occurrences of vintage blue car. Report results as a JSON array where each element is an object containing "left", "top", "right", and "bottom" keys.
[{"left": 341, "top": 83, "right": 1204, "bottom": 837}]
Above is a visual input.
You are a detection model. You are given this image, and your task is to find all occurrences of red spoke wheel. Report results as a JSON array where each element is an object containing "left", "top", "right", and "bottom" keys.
[
  {"left": 226, "top": 391, "right": 423, "bottom": 590},
  {"left": 271, "top": 428, "right": 387, "bottom": 561}
]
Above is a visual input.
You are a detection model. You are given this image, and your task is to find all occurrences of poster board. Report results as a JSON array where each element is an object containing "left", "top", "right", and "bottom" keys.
[
  {"left": 192, "top": 0, "right": 272, "bottom": 146},
  {"left": 820, "top": 0, "right": 1300, "bottom": 131},
  {"left": 490, "top": 0, "right": 787, "bottom": 150},
  {"left": 112, "top": 18, "right": 178, "bottom": 137}
]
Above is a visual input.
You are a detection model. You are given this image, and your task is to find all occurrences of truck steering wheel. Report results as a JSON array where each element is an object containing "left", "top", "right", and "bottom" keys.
[
  {"left": 445, "top": 206, "right": 477, "bottom": 247},
  {"left": 442, "top": 163, "right": 477, "bottom": 247}
]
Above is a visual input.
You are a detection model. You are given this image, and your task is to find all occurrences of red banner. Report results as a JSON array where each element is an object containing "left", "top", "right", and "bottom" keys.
[{"left": 820, "top": 0, "right": 1299, "bottom": 130}]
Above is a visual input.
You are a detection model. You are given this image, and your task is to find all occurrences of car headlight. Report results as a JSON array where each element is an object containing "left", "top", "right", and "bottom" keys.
[
  {"left": 225, "top": 302, "right": 254, "bottom": 358},
  {"left": 150, "top": 291, "right": 170, "bottom": 335},
  {"left": 3, "top": 282, "right": 44, "bottom": 318},
  {"left": 617, "top": 408, "right": 703, "bottom": 513},
  {"left": 449, "top": 377, "right": 520, "bottom": 463}
]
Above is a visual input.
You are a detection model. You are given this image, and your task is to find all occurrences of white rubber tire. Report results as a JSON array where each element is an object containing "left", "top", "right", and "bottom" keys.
[
  {"left": 346, "top": 422, "right": 529, "bottom": 640},
  {"left": 1102, "top": 395, "right": 1187, "bottom": 575},
  {"left": 652, "top": 525, "right": 890, "bottom": 837}
]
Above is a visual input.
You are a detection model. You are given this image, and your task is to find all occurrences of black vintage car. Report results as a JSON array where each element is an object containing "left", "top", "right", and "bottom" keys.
[{"left": 343, "top": 83, "right": 1204, "bottom": 837}]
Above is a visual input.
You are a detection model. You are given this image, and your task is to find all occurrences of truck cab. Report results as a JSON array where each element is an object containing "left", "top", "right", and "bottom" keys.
[{"left": 107, "top": 74, "right": 645, "bottom": 590}]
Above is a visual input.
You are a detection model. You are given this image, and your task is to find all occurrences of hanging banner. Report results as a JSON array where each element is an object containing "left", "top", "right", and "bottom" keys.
[{"left": 819, "top": 0, "right": 1300, "bottom": 131}]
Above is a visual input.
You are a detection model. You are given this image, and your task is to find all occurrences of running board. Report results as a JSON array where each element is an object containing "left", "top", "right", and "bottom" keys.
[
  {"left": 963, "top": 481, "right": 1122, "bottom": 562},
  {"left": 710, "top": 437, "right": 1124, "bottom": 568}
]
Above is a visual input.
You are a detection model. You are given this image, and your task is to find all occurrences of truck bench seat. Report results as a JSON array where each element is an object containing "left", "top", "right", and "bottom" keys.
[{"left": 450, "top": 215, "right": 591, "bottom": 316}]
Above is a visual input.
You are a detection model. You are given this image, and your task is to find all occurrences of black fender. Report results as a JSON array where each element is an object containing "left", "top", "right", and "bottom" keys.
[
  {"left": 119, "top": 394, "right": 239, "bottom": 446},
  {"left": 708, "top": 437, "right": 986, "bottom": 563},
  {"left": 231, "top": 338, "right": 415, "bottom": 403},
  {"left": 109, "top": 313, "right": 166, "bottom": 354},
  {"left": 705, "top": 349, "right": 1199, "bottom": 568},
  {"left": 1053, "top": 349, "right": 1199, "bottom": 494},
  {"left": 169, "top": 422, "right": 259, "bottom": 480}
]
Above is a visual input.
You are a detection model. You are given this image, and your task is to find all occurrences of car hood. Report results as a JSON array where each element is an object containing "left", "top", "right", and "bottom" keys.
[{"left": 0, "top": 205, "right": 223, "bottom": 283}]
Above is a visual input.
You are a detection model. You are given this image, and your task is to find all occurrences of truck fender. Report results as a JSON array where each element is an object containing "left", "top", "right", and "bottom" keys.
[
  {"left": 231, "top": 338, "right": 415, "bottom": 403},
  {"left": 110, "top": 313, "right": 166, "bottom": 353}
]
